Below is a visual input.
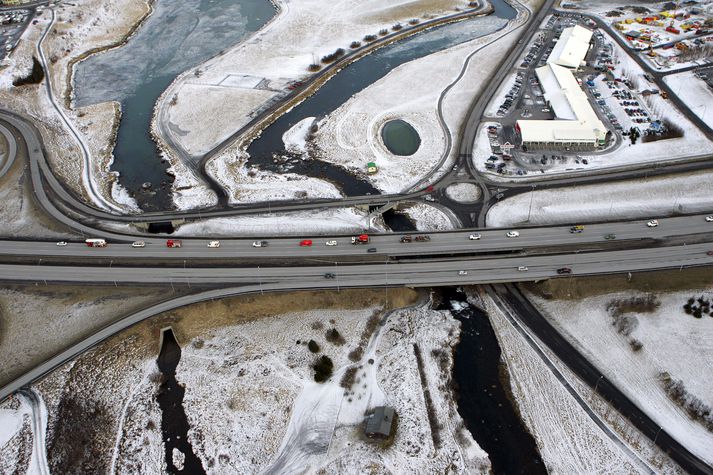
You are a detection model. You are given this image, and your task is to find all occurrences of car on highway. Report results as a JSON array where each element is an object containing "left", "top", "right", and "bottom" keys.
[
  {"left": 252, "top": 240, "right": 268, "bottom": 248},
  {"left": 324, "top": 273, "right": 335, "bottom": 279},
  {"left": 469, "top": 233, "right": 481, "bottom": 240},
  {"left": 557, "top": 267, "right": 572, "bottom": 275},
  {"left": 569, "top": 225, "right": 584, "bottom": 233},
  {"left": 646, "top": 220, "right": 659, "bottom": 228},
  {"left": 367, "top": 247, "right": 377, "bottom": 253},
  {"left": 707, "top": 251, "right": 713, "bottom": 256},
  {"left": 325, "top": 240, "right": 338, "bottom": 246},
  {"left": 131, "top": 241, "right": 146, "bottom": 248},
  {"left": 414, "top": 235, "right": 431, "bottom": 242},
  {"left": 458, "top": 270, "right": 468, "bottom": 275},
  {"left": 506, "top": 231, "right": 520, "bottom": 238},
  {"left": 299, "top": 240, "right": 313, "bottom": 247},
  {"left": 706, "top": 216, "right": 713, "bottom": 222},
  {"left": 517, "top": 266, "right": 528, "bottom": 271},
  {"left": 604, "top": 234, "right": 616, "bottom": 240},
  {"left": 56, "top": 241, "right": 67, "bottom": 247},
  {"left": 400, "top": 235, "right": 412, "bottom": 243},
  {"left": 207, "top": 240, "right": 221, "bottom": 248}
]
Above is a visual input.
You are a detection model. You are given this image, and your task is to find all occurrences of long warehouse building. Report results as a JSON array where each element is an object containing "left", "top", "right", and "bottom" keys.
[{"left": 515, "top": 25, "right": 607, "bottom": 150}]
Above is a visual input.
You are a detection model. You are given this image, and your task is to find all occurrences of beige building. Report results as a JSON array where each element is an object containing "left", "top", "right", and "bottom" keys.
[
  {"left": 516, "top": 63, "right": 607, "bottom": 150},
  {"left": 547, "top": 25, "right": 593, "bottom": 69}
]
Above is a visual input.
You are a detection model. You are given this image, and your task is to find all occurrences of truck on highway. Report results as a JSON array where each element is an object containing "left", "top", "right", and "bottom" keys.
[
  {"left": 166, "top": 239, "right": 182, "bottom": 248},
  {"left": 85, "top": 238, "right": 107, "bottom": 248},
  {"left": 351, "top": 234, "right": 369, "bottom": 245}
]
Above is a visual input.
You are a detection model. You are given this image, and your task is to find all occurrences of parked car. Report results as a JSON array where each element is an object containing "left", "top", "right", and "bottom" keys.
[
  {"left": 506, "top": 231, "right": 520, "bottom": 238},
  {"left": 252, "top": 240, "right": 268, "bottom": 248},
  {"left": 469, "top": 233, "right": 482, "bottom": 240},
  {"left": 207, "top": 240, "right": 221, "bottom": 248},
  {"left": 131, "top": 241, "right": 146, "bottom": 248},
  {"left": 646, "top": 220, "right": 659, "bottom": 228}
]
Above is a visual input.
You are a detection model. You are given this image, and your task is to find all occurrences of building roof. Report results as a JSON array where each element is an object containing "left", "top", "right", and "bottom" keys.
[
  {"left": 547, "top": 25, "right": 593, "bottom": 69},
  {"left": 365, "top": 406, "right": 395, "bottom": 437},
  {"left": 518, "top": 63, "right": 606, "bottom": 144}
]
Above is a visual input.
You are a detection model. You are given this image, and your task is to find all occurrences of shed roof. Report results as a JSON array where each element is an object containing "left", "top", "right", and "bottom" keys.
[
  {"left": 548, "top": 25, "right": 592, "bottom": 69},
  {"left": 365, "top": 406, "right": 395, "bottom": 437}
]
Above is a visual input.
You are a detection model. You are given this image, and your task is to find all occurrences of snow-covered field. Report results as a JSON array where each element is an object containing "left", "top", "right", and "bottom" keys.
[
  {"left": 177, "top": 298, "right": 490, "bottom": 473},
  {"left": 173, "top": 207, "right": 387, "bottom": 236},
  {"left": 206, "top": 149, "right": 343, "bottom": 205},
  {"left": 525, "top": 286, "right": 713, "bottom": 465},
  {"left": 665, "top": 71, "right": 713, "bottom": 130},
  {"left": 486, "top": 171, "right": 713, "bottom": 227},
  {"left": 156, "top": 0, "right": 477, "bottom": 158},
  {"left": 479, "top": 290, "right": 657, "bottom": 473},
  {"left": 445, "top": 182, "right": 481, "bottom": 203},
  {"left": 312, "top": 12, "right": 522, "bottom": 194},
  {"left": 402, "top": 202, "right": 456, "bottom": 231}
]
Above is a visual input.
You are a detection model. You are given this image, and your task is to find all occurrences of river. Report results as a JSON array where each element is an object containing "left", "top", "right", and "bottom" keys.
[{"left": 73, "top": 0, "right": 515, "bottom": 211}]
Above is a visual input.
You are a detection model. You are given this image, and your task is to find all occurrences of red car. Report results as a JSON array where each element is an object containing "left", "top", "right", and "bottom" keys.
[
  {"left": 299, "top": 239, "right": 313, "bottom": 247},
  {"left": 707, "top": 251, "right": 713, "bottom": 256}
]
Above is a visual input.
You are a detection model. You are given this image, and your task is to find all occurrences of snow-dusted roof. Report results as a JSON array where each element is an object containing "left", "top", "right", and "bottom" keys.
[
  {"left": 548, "top": 25, "right": 592, "bottom": 69},
  {"left": 518, "top": 63, "right": 606, "bottom": 144}
]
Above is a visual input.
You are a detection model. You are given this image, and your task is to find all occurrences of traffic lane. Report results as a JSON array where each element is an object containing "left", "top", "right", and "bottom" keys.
[
  {"left": 0, "top": 213, "right": 711, "bottom": 258},
  {"left": 3, "top": 242, "right": 712, "bottom": 284}
]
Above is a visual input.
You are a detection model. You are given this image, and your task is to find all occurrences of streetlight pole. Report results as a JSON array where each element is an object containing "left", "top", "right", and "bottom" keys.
[{"left": 527, "top": 185, "right": 535, "bottom": 222}]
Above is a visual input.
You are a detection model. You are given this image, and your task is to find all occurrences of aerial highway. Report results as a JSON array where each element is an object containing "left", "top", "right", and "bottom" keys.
[{"left": 0, "top": 240, "right": 711, "bottom": 285}]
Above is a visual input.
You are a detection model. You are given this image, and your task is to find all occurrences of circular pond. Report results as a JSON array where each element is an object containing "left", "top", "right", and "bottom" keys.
[{"left": 381, "top": 119, "right": 421, "bottom": 156}]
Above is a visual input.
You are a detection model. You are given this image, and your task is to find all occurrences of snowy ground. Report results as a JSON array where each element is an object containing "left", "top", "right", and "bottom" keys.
[
  {"left": 524, "top": 285, "right": 713, "bottom": 465},
  {"left": 205, "top": 149, "right": 343, "bottom": 205},
  {"left": 0, "top": 0, "right": 148, "bottom": 211},
  {"left": 155, "top": 0, "right": 480, "bottom": 158},
  {"left": 402, "top": 202, "right": 457, "bottom": 231},
  {"left": 664, "top": 71, "right": 713, "bottom": 130},
  {"left": 173, "top": 207, "right": 387, "bottom": 236},
  {"left": 486, "top": 170, "right": 713, "bottom": 227},
  {"left": 478, "top": 290, "right": 658, "bottom": 474},
  {"left": 445, "top": 182, "right": 481, "bottom": 203},
  {"left": 0, "top": 284, "right": 165, "bottom": 389},
  {"left": 312, "top": 12, "right": 522, "bottom": 194},
  {"left": 177, "top": 295, "right": 490, "bottom": 473}
]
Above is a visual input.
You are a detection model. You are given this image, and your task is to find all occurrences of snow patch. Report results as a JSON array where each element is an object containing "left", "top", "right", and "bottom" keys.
[{"left": 282, "top": 117, "right": 315, "bottom": 155}]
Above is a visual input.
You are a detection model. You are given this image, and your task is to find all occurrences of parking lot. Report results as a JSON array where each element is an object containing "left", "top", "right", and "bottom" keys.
[{"left": 1, "top": 9, "right": 33, "bottom": 61}]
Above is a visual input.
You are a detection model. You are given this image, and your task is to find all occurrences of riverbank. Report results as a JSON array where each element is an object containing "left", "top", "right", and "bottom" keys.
[{"left": 0, "top": 0, "right": 150, "bottom": 212}]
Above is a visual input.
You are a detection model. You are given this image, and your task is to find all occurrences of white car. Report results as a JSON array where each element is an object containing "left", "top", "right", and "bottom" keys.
[
  {"left": 458, "top": 270, "right": 468, "bottom": 276},
  {"left": 517, "top": 266, "right": 528, "bottom": 271},
  {"left": 469, "top": 233, "right": 481, "bottom": 240},
  {"left": 706, "top": 216, "right": 713, "bottom": 222},
  {"left": 207, "top": 240, "right": 221, "bottom": 248},
  {"left": 325, "top": 240, "right": 338, "bottom": 246},
  {"left": 252, "top": 240, "right": 268, "bottom": 248},
  {"left": 506, "top": 231, "right": 520, "bottom": 238},
  {"left": 646, "top": 220, "right": 659, "bottom": 228},
  {"left": 131, "top": 241, "right": 145, "bottom": 248},
  {"left": 56, "top": 241, "right": 68, "bottom": 247}
]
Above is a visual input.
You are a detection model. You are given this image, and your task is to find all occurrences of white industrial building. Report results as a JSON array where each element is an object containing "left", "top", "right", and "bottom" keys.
[
  {"left": 516, "top": 62, "right": 607, "bottom": 149},
  {"left": 547, "top": 25, "right": 593, "bottom": 69}
]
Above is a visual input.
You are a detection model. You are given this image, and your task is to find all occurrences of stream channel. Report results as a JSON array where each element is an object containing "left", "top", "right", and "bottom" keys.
[
  {"left": 440, "top": 287, "right": 547, "bottom": 474},
  {"left": 73, "top": 0, "right": 515, "bottom": 212}
]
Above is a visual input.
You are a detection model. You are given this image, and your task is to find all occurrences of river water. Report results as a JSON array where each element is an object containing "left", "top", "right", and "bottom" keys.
[
  {"left": 73, "top": 0, "right": 514, "bottom": 211},
  {"left": 73, "top": 0, "right": 276, "bottom": 211},
  {"left": 439, "top": 287, "right": 546, "bottom": 474}
]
